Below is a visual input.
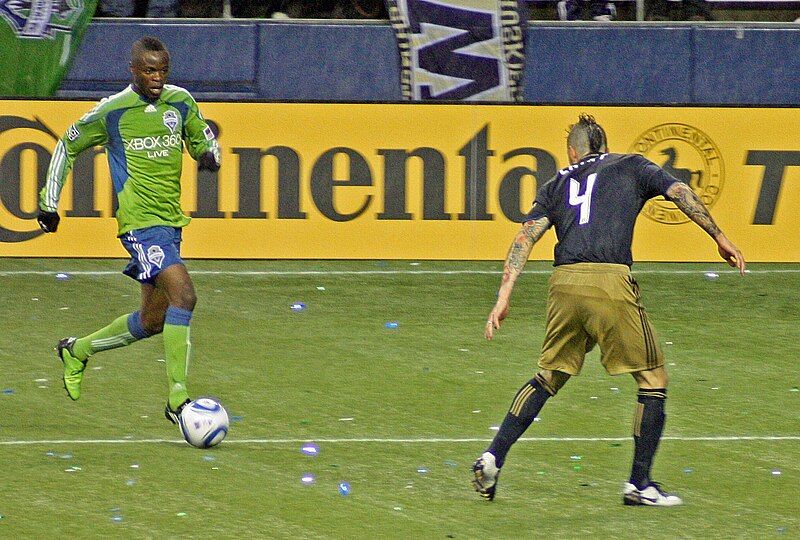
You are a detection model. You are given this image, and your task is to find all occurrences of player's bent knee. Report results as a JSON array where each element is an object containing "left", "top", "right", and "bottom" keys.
[
  {"left": 167, "top": 281, "right": 196, "bottom": 311},
  {"left": 536, "top": 370, "right": 570, "bottom": 395},
  {"left": 177, "top": 289, "right": 197, "bottom": 311},
  {"left": 632, "top": 366, "right": 668, "bottom": 389}
]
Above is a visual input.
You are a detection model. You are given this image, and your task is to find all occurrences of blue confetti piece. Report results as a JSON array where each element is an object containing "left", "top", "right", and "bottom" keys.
[
  {"left": 443, "top": 460, "right": 458, "bottom": 468},
  {"left": 55, "top": 273, "right": 70, "bottom": 280},
  {"left": 385, "top": 321, "right": 399, "bottom": 329},
  {"left": 683, "top": 467, "right": 694, "bottom": 474},
  {"left": 2, "top": 389, "right": 14, "bottom": 395},
  {"left": 202, "top": 455, "right": 216, "bottom": 462},
  {"left": 338, "top": 482, "right": 351, "bottom": 496},
  {"left": 290, "top": 302, "right": 306, "bottom": 312},
  {"left": 111, "top": 515, "right": 123, "bottom": 523},
  {"left": 126, "top": 479, "right": 136, "bottom": 486},
  {"left": 59, "top": 453, "right": 73, "bottom": 459},
  {"left": 301, "top": 443, "right": 319, "bottom": 456},
  {"left": 301, "top": 473, "right": 315, "bottom": 485},
  {"left": 416, "top": 467, "right": 428, "bottom": 474},
  {"left": 230, "top": 415, "right": 244, "bottom": 423}
]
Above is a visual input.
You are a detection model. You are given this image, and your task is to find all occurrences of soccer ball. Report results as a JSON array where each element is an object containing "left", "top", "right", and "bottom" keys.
[{"left": 179, "top": 397, "right": 229, "bottom": 448}]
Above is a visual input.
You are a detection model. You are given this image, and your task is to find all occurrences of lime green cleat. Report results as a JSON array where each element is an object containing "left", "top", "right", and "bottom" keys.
[{"left": 57, "top": 337, "right": 87, "bottom": 401}]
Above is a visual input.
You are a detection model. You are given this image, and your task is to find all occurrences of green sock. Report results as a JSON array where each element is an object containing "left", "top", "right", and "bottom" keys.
[
  {"left": 164, "top": 306, "right": 193, "bottom": 410},
  {"left": 73, "top": 312, "right": 145, "bottom": 361}
]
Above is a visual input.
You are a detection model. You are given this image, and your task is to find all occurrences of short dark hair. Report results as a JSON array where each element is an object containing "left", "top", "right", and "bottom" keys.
[
  {"left": 567, "top": 114, "right": 608, "bottom": 156},
  {"left": 131, "top": 36, "right": 169, "bottom": 63}
]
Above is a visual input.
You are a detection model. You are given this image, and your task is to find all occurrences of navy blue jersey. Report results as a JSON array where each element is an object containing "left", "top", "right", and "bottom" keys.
[{"left": 526, "top": 153, "right": 678, "bottom": 267}]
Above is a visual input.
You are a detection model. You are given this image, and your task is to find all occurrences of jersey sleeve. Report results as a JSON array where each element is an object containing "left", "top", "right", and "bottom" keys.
[
  {"left": 39, "top": 110, "right": 108, "bottom": 212},
  {"left": 634, "top": 155, "right": 679, "bottom": 199},
  {"left": 523, "top": 174, "right": 557, "bottom": 222},
  {"left": 182, "top": 94, "right": 220, "bottom": 167}
]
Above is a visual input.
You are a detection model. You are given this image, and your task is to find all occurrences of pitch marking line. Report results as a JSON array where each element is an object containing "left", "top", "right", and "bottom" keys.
[
  {"left": 0, "top": 269, "right": 797, "bottom": 277},
  {"left": 1, "top": 435, "right": 798, "bottom": 446}
]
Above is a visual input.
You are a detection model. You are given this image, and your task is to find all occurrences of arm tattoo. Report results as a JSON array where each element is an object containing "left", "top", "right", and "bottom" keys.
[
  {"left": 502, "top": 216, "right": 551, "bottom": 284},
  {"left": 666, "top": 182, "right": 721, "bottom": 238}
]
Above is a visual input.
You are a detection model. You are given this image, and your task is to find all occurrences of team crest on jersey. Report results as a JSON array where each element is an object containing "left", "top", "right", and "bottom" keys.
[
  {"left": 628, "top": 123, "right": 724, "bottom": 225},
  {"left": 66, "top": 123, "right": 80, "bottom": 141},
  {"left": 162, "top": 110, "right": 179, "bottom": 134},
  {"left": 0, "top": 0, "right": 83, "bottom": 39},
  {"left": 147, "top": 245, "right": 165, "bottom": 268}
]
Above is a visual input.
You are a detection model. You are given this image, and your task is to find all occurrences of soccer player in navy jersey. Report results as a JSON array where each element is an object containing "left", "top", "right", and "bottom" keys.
[{"left": 472, "top": 114, "right": 745, "bottom": 506}]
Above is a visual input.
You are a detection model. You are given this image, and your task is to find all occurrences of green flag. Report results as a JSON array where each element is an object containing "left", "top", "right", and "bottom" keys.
[{"left": 0, "top": 0, "right": 97, "bottom": 96}]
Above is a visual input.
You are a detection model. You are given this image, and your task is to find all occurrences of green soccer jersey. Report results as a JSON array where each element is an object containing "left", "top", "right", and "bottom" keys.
[{"left": 40, "top": 84, "right": 220, "bottom": 235}]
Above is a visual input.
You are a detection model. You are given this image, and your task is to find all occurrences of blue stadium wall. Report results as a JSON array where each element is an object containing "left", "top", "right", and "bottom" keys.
[{"left": 60, "top": 20, "right": 800, "bottom": 105}]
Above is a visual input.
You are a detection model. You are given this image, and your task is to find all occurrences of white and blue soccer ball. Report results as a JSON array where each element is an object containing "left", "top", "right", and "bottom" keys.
[{"left": 179, "top": 397, "right": 229, "bottom": 448}]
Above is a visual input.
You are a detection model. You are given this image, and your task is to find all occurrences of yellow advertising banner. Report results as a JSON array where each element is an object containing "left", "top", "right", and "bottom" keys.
[{"left": 1, "top": 101, "right": 798, "bottom": 261}]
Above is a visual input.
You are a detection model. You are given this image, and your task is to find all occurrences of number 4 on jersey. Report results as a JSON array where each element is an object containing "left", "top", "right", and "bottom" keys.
[{"left": 569, "top": 173, "right": 597, "bottom": 225}]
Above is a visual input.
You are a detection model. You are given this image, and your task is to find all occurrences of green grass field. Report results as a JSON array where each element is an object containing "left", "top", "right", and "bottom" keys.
[{"left": 1, "top": 259, "right": 798, "bottom": 538}]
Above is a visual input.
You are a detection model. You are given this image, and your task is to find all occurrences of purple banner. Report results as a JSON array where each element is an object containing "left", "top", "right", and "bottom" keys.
[{"left": 386, "top": 0, "right": 526, "bottom": 101}]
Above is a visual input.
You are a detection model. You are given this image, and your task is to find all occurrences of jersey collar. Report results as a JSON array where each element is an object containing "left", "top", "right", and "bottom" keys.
[{"left": 130, "top": 83, "right": 161, "bottom": 104}]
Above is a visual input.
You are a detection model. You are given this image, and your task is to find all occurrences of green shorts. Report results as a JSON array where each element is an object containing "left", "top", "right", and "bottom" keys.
[{"left": 538, "top": 263, "right": 664, "bottom": 376}]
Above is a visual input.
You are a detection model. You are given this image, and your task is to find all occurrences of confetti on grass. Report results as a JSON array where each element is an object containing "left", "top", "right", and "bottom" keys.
[{"left": 301, "top": 443, "right": 319, "bottom": 456}]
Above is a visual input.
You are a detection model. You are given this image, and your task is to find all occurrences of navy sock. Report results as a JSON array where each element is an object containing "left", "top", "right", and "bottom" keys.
[
  {"left": 488, "top": 374, "right": 556, "bottom": 468},
  {"left": 629, "top": 388, "right": 667, "bottom": 489}
]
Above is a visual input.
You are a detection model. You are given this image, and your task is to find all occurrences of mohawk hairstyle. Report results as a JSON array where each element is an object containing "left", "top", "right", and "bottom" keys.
[
  {"left": 567, "top": 114, "right": 608, "bottom": 156},
  {"left": 131, "top": 36, "right": 169, "bottom": 62}
]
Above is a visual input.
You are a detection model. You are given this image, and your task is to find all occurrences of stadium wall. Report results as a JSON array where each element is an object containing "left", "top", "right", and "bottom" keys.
[
  {"left": 58, "top": 20, "right": 800, "bottom": 105},
  {"left": 2, "top": 101, "right": 799, "bottom": 261}
]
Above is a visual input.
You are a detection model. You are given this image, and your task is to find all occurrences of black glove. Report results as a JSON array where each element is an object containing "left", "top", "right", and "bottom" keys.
[
  {"left": 198, "top": 151, "right": 220, "bottom": 172},
  {"left": 37, "top": 210, "right": 60, "bottom": 233}
]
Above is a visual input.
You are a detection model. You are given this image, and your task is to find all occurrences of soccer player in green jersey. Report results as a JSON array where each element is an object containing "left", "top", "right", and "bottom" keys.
[{"left": 37, "top": 36, "right": 220, "bottom": 425}]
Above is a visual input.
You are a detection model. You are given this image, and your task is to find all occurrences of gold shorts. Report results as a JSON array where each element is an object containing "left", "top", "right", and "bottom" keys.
[{"left": 538, "top": 263, "right": 664, "bottom": 376}]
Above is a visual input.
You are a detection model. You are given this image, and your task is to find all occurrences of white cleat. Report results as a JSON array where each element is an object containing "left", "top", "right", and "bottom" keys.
[
  {"left": 472, "top": 451, "right": 500, "bottom": 501},
  {"left": 623, "top": 482, "right": 683, "bottom": 507}
]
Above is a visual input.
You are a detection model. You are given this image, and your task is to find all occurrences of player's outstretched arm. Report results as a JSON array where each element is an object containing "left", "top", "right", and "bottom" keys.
[
  {"left": 666, "top": 182, "right": 746, "bottom": 275},
  {"left": 485, "top": 216, "right": 551, "bottom": 340}
]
